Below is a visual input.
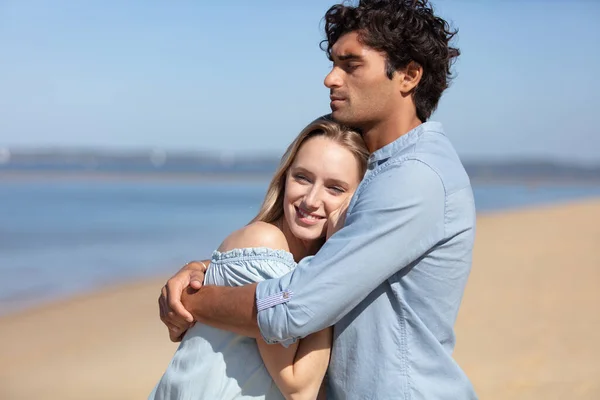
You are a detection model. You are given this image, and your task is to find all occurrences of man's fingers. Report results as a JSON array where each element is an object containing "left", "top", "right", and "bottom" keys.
[
  {"left": 166, "top": 321, "right": 186, "bottom": 342},
  {"left": 166, "top": 310, "right": 192, "bottom": 330},
  {"left": 166, "top": 322, "right": 181, "bottom": 333},
  {"left": 158, "top": 260, "right": 207, "bottom": 334},
  {"left": 159, "top": 298, "right": 182, "bottom": 335},
  {"left": 169, "top": 327, "right": 185, "bottom": 342},
  {"left": 189, "top": 278, "right": 203, "bottom": 290},
  {"left": 166, "top": 298, "right": 194, "bottom": 323},
  {"left": 158, "top": 295, "right": 166, "bottom": 320},
  {"left": 161, "top": 282, "right": 193, "bottom": 325},
  {"left": 161, "top": 298, "right": 192, "bottom": 333},
  {"left": 165, "top": 315, "right": 195, "bottom": 343},
  {"left": 166, "top": 281, "right": 194, "bottom": 323},
  {"left": 186, "top": 261, "right": 208, "bottom": 290}
]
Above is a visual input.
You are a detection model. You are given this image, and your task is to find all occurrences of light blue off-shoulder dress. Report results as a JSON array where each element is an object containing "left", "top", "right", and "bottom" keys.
[{"left": 149, "top": 247, "right": 296, "bottom": 400}]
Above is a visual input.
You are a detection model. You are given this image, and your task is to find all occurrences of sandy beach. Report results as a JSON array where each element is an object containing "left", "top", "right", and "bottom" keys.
[{"left": 1, "top": 199, "right": 599, "bottom": 399}]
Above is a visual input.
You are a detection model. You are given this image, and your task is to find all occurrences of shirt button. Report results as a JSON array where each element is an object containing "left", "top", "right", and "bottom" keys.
[{"left": 282, "top": 291, "right": 289, "bottom": 299}]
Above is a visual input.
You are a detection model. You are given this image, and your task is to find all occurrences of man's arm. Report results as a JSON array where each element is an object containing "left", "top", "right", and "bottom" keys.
[
  {"left": 256, "top": 160, "right": 447, "bottom": 343},
  {"left": 177, "top": 160, "right": 447, "bottom": 344},
  {"left": 178, "top": 282, "right": 260, "bottom": 337}
]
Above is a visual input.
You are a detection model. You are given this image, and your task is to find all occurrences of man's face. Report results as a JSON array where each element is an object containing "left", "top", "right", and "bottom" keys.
[{"left": 324, "top": 31, "right": 400, "bottom": 128}]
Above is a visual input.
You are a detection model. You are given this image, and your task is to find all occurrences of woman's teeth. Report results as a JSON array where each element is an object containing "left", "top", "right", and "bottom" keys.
[{"left": 297, "top": 208, "right": 320, "bottom": 220}]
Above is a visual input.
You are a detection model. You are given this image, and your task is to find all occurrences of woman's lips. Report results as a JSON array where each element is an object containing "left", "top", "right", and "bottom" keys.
[{"left": 295, "top": 206, "right": 324, "bottom": 226}]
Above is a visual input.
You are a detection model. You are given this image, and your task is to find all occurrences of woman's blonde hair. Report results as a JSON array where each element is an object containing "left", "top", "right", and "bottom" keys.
[{"left": 251, "top": 116, "right": 369, "bottom": 224}]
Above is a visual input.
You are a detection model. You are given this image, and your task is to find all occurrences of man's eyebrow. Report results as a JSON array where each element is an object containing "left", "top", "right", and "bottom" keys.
[{"left": 331, "top": 53, "right": 363, "bottom": 62}]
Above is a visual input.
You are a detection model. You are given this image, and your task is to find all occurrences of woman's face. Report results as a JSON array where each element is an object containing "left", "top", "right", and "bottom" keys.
[{"left": 283, "top": 135, "right": 362, "bottom": 242}]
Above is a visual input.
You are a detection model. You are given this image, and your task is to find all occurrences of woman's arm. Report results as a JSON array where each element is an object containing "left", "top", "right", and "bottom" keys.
[
  {"left": 257, "top": 328, "right": 332, "bottom": 400},
  {"left": 218, "top": 221, "right": 332, "bottom": 400}
]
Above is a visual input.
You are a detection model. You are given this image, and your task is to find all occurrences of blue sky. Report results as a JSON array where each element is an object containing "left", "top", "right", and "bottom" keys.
[{"left": 1, "top": 0, "right": 599, "bottom": 163}]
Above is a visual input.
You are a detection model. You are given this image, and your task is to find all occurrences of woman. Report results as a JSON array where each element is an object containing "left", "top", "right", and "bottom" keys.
[{"left": 150, "top": 117, "right": 368, "bottom": 400}]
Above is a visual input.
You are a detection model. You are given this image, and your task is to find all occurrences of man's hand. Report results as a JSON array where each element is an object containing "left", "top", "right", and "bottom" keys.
[{"left": 158, "top": 260, "right": 209, "bottom": 342}]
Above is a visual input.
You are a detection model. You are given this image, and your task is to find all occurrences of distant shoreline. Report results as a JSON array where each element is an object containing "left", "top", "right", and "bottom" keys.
[
  {"left": 1, "top": 170, "right": 600, "bottom": 185},
  {"left": 0, "top": 170, "right": 273, "bottom": 183}
]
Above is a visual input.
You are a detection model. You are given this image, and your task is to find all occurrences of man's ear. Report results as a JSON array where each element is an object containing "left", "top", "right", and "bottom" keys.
[{"left": 396, "top": 61, "right": 423, "bottom": 94}]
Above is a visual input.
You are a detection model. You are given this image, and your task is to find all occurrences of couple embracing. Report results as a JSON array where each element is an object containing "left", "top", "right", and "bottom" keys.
[{"left": 152, "top": 1, "right": 477, "bottom": 399}]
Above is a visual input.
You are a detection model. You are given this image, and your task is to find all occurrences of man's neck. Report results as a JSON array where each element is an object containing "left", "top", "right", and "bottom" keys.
[{"left": 362, "top": 113, "right": 422, "bottom": 153}]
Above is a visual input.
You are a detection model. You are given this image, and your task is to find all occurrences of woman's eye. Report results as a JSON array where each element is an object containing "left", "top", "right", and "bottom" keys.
[
  {"left": 329, "top": 186, "right": 345, "bottom": 194},
  {"left": 294, "top": 174, "right": 309, "bottom": 182}
]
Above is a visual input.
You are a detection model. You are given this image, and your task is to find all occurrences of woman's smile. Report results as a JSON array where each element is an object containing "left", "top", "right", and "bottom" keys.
[{"left": 295, "top": 206, "right": 325, "bottom": 226}]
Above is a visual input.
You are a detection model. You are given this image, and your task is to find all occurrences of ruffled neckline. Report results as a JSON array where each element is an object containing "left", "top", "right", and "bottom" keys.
[{"left": 211, "top": 247, "right": 295, "bottom": 264}]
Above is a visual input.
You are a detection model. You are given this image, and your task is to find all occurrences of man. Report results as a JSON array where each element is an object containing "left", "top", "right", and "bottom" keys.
[{"left": 160, "top": 0, "right": 477, "bottom": 398}]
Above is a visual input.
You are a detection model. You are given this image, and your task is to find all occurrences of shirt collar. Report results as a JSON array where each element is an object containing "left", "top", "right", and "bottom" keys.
[{"left": 367, "top": 121, "right": 445, "bottom": 167}]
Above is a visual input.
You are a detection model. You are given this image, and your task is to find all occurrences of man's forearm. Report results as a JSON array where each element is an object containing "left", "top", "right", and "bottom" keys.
[{"left": 181, "top": 283, "right": 261, "bottom": 338}]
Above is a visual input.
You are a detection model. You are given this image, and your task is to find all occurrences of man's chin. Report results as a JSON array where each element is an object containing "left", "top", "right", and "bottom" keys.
[
  {"left": 330, "top": 110, "right": 350, "bottom": 124},
  {"left": 331, "top": 111, "right": 362, "bottom": 130}
]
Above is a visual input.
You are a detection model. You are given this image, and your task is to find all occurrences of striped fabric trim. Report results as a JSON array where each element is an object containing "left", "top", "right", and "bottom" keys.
[{"left": 256, "top": 290, "right": 294, "bottom": 312}]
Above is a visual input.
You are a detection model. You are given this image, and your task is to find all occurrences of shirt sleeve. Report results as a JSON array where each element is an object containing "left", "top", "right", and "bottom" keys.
[{"left": 255, "top": 159, "right": 447, "bottom": 344}]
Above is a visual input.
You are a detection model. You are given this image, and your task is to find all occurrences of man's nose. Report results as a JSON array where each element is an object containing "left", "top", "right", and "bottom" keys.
[{"left": 324, "top": 67, "right": 343, "bottom": 88}]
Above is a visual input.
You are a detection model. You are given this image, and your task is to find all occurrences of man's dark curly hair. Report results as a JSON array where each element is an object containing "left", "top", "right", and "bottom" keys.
[{"left": 321, "top": 0, "right": 460, "bottom": 122}]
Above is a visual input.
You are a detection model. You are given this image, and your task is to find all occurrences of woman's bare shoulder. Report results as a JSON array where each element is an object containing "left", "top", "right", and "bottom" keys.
[{"left": 217, "top": 221, "right": 290, "bottom": 253}]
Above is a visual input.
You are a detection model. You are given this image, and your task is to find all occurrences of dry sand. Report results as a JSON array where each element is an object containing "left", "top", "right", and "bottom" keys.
[
  {"left": 454, "top": 199, "right": 600, "bottom": 399},
  {"left": 1, "top": 199, "right": 599, "bottom": 399}
]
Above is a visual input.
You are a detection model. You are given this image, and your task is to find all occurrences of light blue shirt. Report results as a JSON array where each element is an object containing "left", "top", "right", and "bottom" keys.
[
  {"left": 255, "top": 122, "right": 478, "bottom": 399},
  {"left": 150, "top": 248, "right": 295, "bottom": 400}
]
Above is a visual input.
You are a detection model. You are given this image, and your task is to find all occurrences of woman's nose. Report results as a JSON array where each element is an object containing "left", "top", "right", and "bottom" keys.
[{"left": 303, "top": 187, "right": 321, "bottom": 210}]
